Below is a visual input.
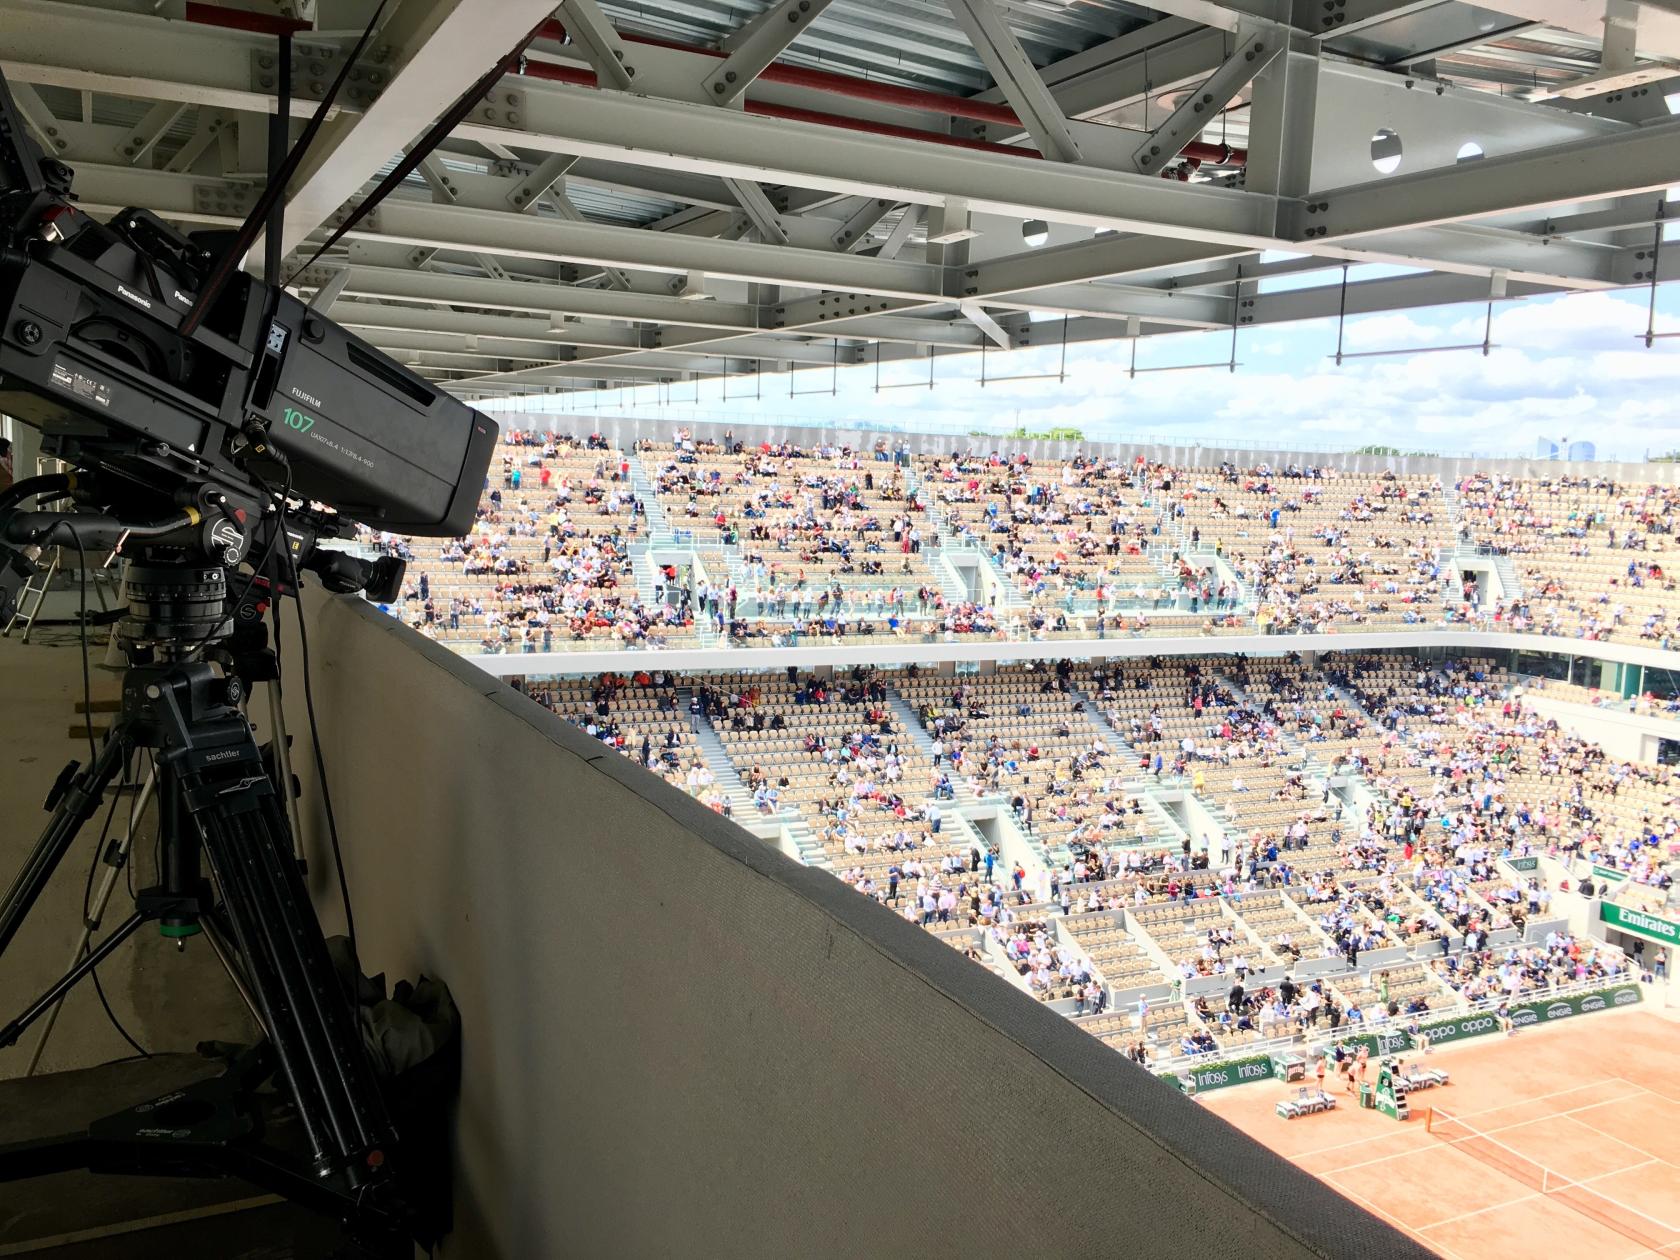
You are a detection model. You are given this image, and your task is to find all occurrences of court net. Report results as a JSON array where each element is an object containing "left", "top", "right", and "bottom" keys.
[{"left": 1425, "top": 1107, "right": 1680, "bottom": 1252}]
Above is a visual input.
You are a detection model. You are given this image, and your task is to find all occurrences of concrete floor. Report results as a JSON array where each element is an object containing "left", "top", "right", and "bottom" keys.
[{"left": 0, "top": 619, "right": 254, "bottom": 1082}]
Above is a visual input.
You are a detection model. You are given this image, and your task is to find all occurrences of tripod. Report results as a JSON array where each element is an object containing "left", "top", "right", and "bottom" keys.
[{"left": 0, "top": 559, "right": 408, "bottom": 1248}]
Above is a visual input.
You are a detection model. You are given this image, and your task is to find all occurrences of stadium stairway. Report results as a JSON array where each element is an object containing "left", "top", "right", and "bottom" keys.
[
  {"left": 1115, "top": 915, "right": 1184, "bottom": 988},
  {"left": 1277, "top": 894, "right": 1342, "bottom": 954},
  {"left": 883, "top": 687, "right": 982, "bottom": 811},
  {"left": 1441, "top": 479, "right": 1463, "bottom": 533},
  {"left": 921, "top": 498, "right": 1029, "bottom": 613},
  {"left": 977, "top": 932, "right": 1038, "bottom": 996},
  {"left": 995, "top": 798, "right": 1068, "bottom": 875},
  {"left": 1068, "top": 683, "right": 1217, "bottom": 851},
  {"left": 630, "top": 543, "right": 659, "bottom": 607},
  {"left": 1214, "top": 671, "right": 1307, "bottom": 756},
  {"left": 1489, "top": 551, "right": 1525, "bottom": 599},
  {"left": 929, "top": 545, "right": 973, "bottom": 608},
  {"left": 779, "top": 812, "right": 830, "bottom": 869},
  {"left": 628, "top": 452, "right": 675, "bottom": 544},
  {"left": 1139, "top": 790, "right": 1197, "bottom": 851},
  {"left": 1067, "top": 682, "right": 1129, "bottom": 755},
  {"left": 679, "top": 688, "right": 764, "bottom": 820},
  {"left": 977, "top": 543, "right": 1031, "bottom": 613},
  {"left": 1321, "top": 678, "right": 1382, "bottom": 730}
]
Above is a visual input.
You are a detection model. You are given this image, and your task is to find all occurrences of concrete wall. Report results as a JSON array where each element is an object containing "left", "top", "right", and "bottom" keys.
[
  {"left": 283, "top": 593, "right": 1429, "bottom": 1259},
  {"left": 458, "top": 624, "right": 1680, "bottom": 681}
]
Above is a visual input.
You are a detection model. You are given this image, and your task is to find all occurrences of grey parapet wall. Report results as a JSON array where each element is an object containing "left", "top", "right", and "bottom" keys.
[{"left": 281, "top": 590, "right": 1436, "bottom": 1260}]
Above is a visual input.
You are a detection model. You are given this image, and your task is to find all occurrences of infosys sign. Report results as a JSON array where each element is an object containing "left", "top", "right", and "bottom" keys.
[
  {"left": 1601, "top": 902, "right": 1680, "bottom": 946},
  {"left": 1162, "top": 1053, "right": 1276, "bottom": 1093},
  {"left": 1190, "top": 1054, "right": 1275, "bottom": 1092}
]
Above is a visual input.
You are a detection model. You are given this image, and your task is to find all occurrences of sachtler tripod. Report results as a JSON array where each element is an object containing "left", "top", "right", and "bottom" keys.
[{"left": 0, "top": 550, "right": 412, "bottom": 1250}]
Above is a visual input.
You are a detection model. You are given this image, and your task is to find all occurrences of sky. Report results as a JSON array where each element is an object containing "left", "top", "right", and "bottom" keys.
[{"left": 497, "top": 279, "right": 1680, "bottom": 462}]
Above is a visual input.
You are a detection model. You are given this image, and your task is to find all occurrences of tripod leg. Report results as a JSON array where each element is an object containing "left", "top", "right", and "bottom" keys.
[
  {"left": 0, "top": 732, "right": 130, "bottom": 960},
  {"left": 125, "top": 659, "right": 395, "bottom": 1190},
  {"left": 0, "top": 911, "right": 145, "bottom": 1050},
  {"left": 200, "top": 914, "right": 265, "bottom": 1033},
  {"left": 23, "top": 764, "right": 155, "bottom": 1076},
  {"left": 264, "top": 678, "right": 305, "bottom": 863}
]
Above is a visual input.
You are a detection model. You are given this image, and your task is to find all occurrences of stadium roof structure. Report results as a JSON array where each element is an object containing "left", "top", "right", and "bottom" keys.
[{"left": 8, "top": 0, "right": 1680, "bottom": 399}]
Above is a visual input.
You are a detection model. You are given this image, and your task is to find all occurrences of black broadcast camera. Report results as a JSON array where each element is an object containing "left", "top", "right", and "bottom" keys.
[
  {"left": 0, "top": 61, "right": 492, "bottom": 1254},
  {"left": 0, "top": 63, "right": 495, "bottom": 616}
]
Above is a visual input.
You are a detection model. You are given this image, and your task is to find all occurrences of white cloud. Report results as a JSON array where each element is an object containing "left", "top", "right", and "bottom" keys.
[{"left": 553, "top": 288, "right": 1680, "bottom": 460}]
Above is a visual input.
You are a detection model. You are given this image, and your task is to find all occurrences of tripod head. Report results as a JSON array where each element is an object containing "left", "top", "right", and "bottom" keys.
[{"left": 0, "top": 458, "right": 405, "bottom": 654}]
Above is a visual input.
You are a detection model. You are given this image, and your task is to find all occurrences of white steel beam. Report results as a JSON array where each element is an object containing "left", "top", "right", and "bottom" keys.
[
  {"left": 1124, "top": 0, "right": 1287, "bottom": 35},
  {"left": 505, "top": 154, "right": 580, "bottom": 211},
  {"left": 117, "top": 101, "right": 187, "bottom": 166},
  {"left": 832, "top": 198, "right": 898, "bottom": 252},
  {"left": 1130, "top": 30, "right": 1278, "bottom": 174},
  {"left": 942, "top": 0, "right": 1083, "bottom": 162},
  {"left": 1461, "top": 0, "right": 1680, "bottom": 60},
  {"left": 980, "top": 283, "right": 1231, "bottom": 327},
  {"left": 1292, "top": 0, "right": 1447, "bottom": 39},
  {"left": 1311, "top": 121, "right": 1680, "bottom": 240},
  {"left": 957, "top": 301, "right": 1011, "bottom": 348},
  {"left": 165, "top": 109, "right": 231, "bottom": 174},
  {"left": 1, "top": 0, "right": 314, "bottom": 117},
  {"left": 346, "top": 201, "right": 945, "bottom": 297},
  {"left": 965, "top": 234, "right": 1247, "bottom": 299},
  {"left": 554, "top": 0, "right": 636, "bottom": 91},
  {"left": 414, "top": 153, "right": 461, "bottom": 203},
  {"left": 545, "top": 180, "right": 632, "bottom": 290},
  {"left": 2, "top": 79, "right": 63, "bottom": 156},
  {"left": 272, "top": 0, "right": 561, "bottom": 258},
  {"left": 722, "top": 178, "right": 790, "bottom": 246},
  {"left": 472, "top": 76, "right": 1278, "bottom": 244},
  {"left": 307, "top": 267, "right": 352, "bottom": 314},
  {"left": 315, "top": 264, "right": 764, "bottom": 330},
  {"left": 876, "top": 207, "right": 922, "bottom": 260},
  {"left": 703, "top": 0, "right": 840, "bottom": 107},
  {"left": 326, "top": 299, "right": 846, "bottom": 363}
]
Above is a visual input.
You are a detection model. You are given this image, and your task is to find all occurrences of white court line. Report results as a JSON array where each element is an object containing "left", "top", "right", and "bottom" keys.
[
  {"left": 1556, "top": 1113, "right": 1675, "bottom": 1163},
  {"left": 1331, "top": 1141, "right": 1460, "bottom": 1177},
  {"left": 1560, "top": 1159, "right": 1680, "bottom": 1235},
  {"left": 1573, "top": 1157, "right": 1660, "bottom": 1187},
  {"left": 1324, "top": 1176, "right": 1459, "bottom": 1260},
  {"left": 1409, "top": 1157, "right": 1675, "bottom": 1260},
  {"left": 1323, "top": 1093, "right": 1663, "bottom": 1179},
  {"left": 1419, "top": 1191, "right": 1541, "bottom": 1232},
  {"left": 1465, "top": 1092, "right": 1659, "bottom": 1143},
  {"left": 1455, "top": 1078, "right": 1644, "bottom": 1124},
  {"left": 1613, "top": 1072, "right": 1680, "bottom": 1105}
]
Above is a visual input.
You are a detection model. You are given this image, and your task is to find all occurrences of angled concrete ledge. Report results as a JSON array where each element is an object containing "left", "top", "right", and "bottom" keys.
[{"left": 284, "top": 593, "right": 1432, "bottom": 1258}]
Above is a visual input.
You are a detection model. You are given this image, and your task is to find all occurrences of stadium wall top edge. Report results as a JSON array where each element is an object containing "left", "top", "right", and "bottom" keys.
[
  {"left": 475, "top": 407, "right": 1680, "bottom": 485},
  {"left": 452, "top": 626, "right": 1680, "bottom": 679}
]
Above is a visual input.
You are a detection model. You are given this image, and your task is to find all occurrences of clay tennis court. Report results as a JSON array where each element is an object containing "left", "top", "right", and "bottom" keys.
[{"left": 1200, "top": 1008, "right": 1680, "bottom": 1259}]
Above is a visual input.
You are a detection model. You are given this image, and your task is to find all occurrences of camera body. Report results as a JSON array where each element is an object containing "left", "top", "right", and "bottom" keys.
[{"left": 0, "top": 70, "right": 495, "bottom": 538}]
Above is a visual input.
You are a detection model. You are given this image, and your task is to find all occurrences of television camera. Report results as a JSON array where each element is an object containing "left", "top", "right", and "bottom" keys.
[{"left": 0, "top": 54, "right": 494, "bottom": 1253}]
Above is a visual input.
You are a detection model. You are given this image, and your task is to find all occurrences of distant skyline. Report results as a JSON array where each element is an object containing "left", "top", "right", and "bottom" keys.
[{"left": 494, "top": 283, "right": 1680, "bottom": 462}]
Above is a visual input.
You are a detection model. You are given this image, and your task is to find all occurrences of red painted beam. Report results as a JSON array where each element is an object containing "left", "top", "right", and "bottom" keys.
[{"left": 183, "top": 2, "right": 312, "bottom": 37}]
